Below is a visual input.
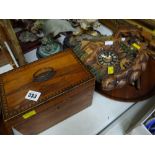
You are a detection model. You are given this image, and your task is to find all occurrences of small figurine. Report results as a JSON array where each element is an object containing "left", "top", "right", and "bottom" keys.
[
  {"left": 31, "top": 19, "right": 75, "bottom": 37},
  {"left": 73, "top": 19, "right": 101, "bottom": 35},
  {"left": 19, "top": 31, "right": 39, "bottom": 43},
  {"left": 36, "top": 36, "right": 62, "bottom": 58}
]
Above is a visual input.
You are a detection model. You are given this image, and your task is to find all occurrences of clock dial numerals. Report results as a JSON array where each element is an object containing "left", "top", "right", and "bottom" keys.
[{"left": 98, "top": 50, "right": 118, "bottom": 66}]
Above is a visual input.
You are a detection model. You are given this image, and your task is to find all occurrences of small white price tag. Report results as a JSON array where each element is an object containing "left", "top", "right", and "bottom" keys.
[
  {"left": 105, "top": 41, "right": 113, "bottom": 46},
  {"left": 121, "top": 37, "right": 126, "bottom": 41},
  {"left": 25, "top": 90, "right": 41, "bottom": 102}
]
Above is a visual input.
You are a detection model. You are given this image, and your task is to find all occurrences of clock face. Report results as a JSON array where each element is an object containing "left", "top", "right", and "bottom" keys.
[{"left": 97, "top": 50, "right": 119, "bottom": 66}]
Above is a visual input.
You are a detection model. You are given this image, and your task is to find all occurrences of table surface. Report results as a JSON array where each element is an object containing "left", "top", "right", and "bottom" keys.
[
  {"left": 0, "top": 64, "right": 13, "bottom": 74},
  {"left": 39, "top": 92, "right": 134, "bottom": 135}
]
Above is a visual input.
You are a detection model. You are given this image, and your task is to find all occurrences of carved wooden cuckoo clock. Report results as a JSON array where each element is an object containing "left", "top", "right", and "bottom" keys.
[{"left": 73, "top": 27, "right": 155, "bottom": 101}]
